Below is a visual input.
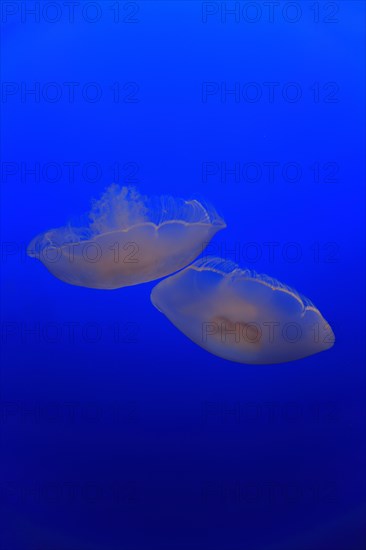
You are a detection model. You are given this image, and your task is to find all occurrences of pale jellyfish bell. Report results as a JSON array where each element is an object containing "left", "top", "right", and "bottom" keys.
[
  {"left": 150, "top": 257, "right": 335, "bottom": 364},
  {"left": 27, "top": 185, "right": 226, "bottom": 289}
]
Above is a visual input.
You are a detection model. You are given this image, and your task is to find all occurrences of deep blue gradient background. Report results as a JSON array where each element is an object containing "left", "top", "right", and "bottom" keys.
[{"left": 1, "top": 1, "right": 365, "bottom": 549}]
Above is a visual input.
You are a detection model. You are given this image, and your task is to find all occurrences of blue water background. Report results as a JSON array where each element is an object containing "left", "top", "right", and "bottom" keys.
[{"left": 1, "top": 1, "right": 365, "bottom": 549}]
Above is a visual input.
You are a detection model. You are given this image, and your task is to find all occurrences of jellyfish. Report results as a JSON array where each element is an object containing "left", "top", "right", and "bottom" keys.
[
  {"left": 150, "top": 257, "right": 335, "bottom": 364},
  {"left": 27, "top": 185, "right": 226, "bottom": 289}
]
